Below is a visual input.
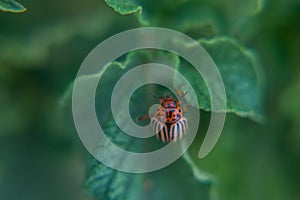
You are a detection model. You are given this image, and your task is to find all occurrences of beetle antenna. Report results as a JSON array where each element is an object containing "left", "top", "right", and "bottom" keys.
[
  {"left": 150, "top": 93, "right": 160, "bottom": 100},
  {"left": 179, "top": 92, "right": 188, "bottom": 100}
]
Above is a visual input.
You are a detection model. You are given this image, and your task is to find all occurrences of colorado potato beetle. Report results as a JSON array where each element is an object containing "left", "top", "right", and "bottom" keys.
[{"left": 138, "top": 92, "right": 188, "bottom": 142}]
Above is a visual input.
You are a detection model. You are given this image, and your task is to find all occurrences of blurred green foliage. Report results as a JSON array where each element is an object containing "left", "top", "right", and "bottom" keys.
[{"left": 0, "top": 0, "right": 300, "bottom": 200}]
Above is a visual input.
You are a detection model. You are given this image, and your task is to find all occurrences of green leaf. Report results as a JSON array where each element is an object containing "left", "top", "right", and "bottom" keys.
[
  {"left": 71, "top": 37, "right": 265, "bottom": 200},
  {"left": 0, "top": 0, "right": 26, "bottom": 13},
  {"left": 174, "top": 37, "right": 265, "bottom": 122},
  {"left": 102, "top": 0, "right": 266, "bottom": 36},
  {"left": 209, "top": 0, "right": 267, "bottom": 34},
  {"left": 86, "top": 153, "right": 212, "bottom": 200},
  {"left": 104, "top": 0, "right": 147, "bottom": 25},
  {"left": 156, "top": 2, "right": 225, "bottom": 37},
  {"left": 76, "top": 50, "right": 213, "bottom": 200},
  {"left": 102, "top": 0, "right": 222, "bottom": 34},
  {"left": 104, "top": 0, "right": 140, "bottom": 15}
]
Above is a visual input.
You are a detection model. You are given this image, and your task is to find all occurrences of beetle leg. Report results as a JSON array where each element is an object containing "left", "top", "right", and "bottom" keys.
[
  {"left": 183, "top": 104, "right": 187, "bottom": 114},
  {"left": 136, "top": 115, "right": 150, "bottom": 122}
]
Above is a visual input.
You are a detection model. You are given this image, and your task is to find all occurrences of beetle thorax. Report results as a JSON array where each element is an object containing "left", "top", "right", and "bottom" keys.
[{"left": 161, "top": 98, "right": 177, "bottom": 108}]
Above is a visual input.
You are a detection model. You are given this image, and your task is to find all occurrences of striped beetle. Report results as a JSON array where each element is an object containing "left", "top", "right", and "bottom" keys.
[{"left": 138, "top": 92, "right": 188, "bottom": 142}]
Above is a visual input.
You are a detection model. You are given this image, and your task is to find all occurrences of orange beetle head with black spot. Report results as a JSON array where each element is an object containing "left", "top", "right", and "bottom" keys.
[{"left": 159, "top": 95, "right": 178, "bottom": 109}]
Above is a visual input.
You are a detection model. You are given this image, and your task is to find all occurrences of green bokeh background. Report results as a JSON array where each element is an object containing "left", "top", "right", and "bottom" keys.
[{"left": 1, "top": 0, "right": 300, "bottom": 199}]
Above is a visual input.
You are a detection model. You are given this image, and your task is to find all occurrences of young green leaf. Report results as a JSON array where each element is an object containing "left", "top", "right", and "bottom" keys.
[
  {"left": 0, "top": 0, "right": 26, "bottom": 13},
  {"left": 74, "top": 50, "right": 214, "bottom": 200},
  {"left": 70, "top": 36, "right": 264, "bottom": 200},
  {"left": 104, "top": 0, "right": 147, "bottom": 25},
  {"left": 174, "top": 37, "right": 265, "bottom": 122},
  {"left": 85, "top": 152, "right": 212, "bottom": 200},
  {"left": 102, "top": 0, "right": 266, "bottom": 36}
]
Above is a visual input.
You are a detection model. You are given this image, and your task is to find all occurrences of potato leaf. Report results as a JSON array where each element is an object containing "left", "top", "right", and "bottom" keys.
[
  {"left": 74, "top": 50, "right": 213, "bottom": 200},
  {"left": 102, "top": 0, "right": 266, "bottom": 35},
  {"left": 74, "top": 36, "right": 265, "bottom": 200},
  {"left": 174, "top": 37, "right": 265, "bottom": 122},
  {"left": 85, "top": 152, "right": 212, "bottom": 200},
  {"left": 104, "top": 0, "right": 147, "bottom": 25}
]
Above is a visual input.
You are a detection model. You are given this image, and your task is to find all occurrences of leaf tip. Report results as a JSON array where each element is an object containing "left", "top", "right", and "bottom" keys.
[{"left": 0, "top": 0, "right": 27, "bottom": 13}]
